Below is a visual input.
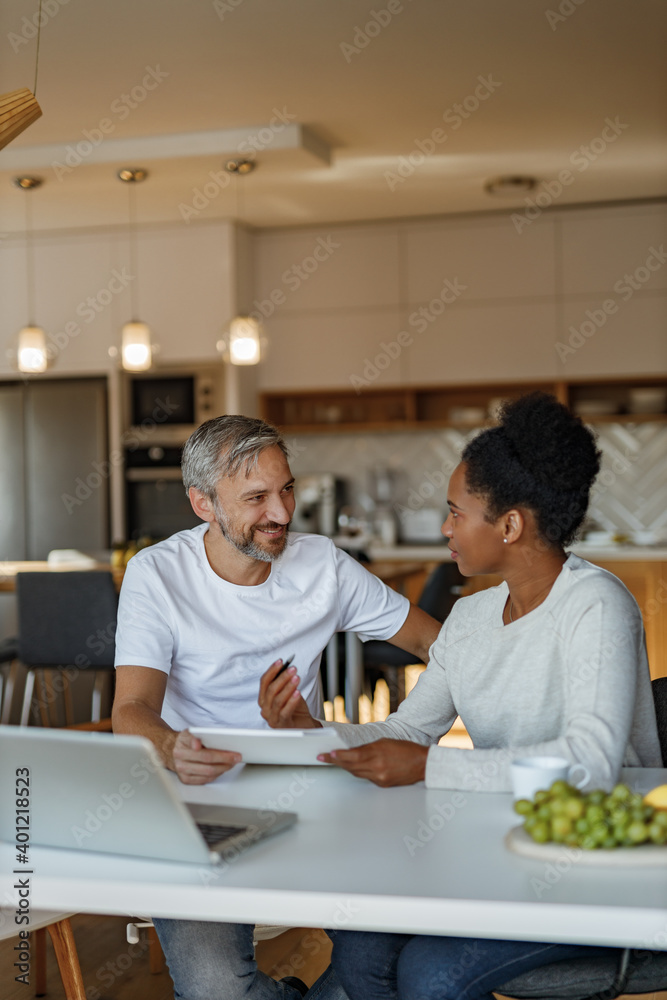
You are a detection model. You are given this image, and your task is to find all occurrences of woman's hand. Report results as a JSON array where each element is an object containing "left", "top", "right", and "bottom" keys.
[
  {"left": 258, "top": 659, "right": 322, "bottom": 729},
  {"left": 318, "top": 738, "right": 429, "bottom": 787}
]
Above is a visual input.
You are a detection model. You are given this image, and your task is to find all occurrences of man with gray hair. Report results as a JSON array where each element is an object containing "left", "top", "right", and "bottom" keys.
[{"left": 113, "top": 413, "right": 440, "bottom": 1000}]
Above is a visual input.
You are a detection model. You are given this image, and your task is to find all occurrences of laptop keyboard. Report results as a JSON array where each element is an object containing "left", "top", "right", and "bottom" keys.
[{"left": 197, "top": 822, "right": 249, "bottom": 847}]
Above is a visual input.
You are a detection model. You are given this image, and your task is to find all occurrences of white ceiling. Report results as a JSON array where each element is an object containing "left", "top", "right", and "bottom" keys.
[{"left": 0, "top": 0, "right": 666, "bottom": 234}]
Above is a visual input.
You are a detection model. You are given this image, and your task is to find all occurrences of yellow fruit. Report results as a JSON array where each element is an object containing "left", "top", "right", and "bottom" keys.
[{"left": 643, "top": 784, "right": 667, "bottom": 811}]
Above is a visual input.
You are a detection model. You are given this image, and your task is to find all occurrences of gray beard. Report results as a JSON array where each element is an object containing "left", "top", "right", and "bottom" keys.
[{"left": 213, "top": 500, "right": 288, "bottom": 563}]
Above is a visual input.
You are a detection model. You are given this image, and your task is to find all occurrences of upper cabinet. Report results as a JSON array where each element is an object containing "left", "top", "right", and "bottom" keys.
[{"left": 261, "top": 376, "right": 667, "bottom": 433}]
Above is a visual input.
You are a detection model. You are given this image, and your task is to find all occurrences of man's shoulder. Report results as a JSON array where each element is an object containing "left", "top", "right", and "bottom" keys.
[{"left": 128, "top": 524, "right": 206, "bottom": 573}]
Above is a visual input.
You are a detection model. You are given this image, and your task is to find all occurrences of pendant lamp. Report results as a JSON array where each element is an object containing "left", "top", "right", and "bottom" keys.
[
  {"left": 15, "top": 176, "right": 48, "bottom": 374},
  {"left": 117, "top": 168, "right": 152, "bottom": 371},
  {"left": 221, "top": 159, "right": 265, "bottom": 366}
]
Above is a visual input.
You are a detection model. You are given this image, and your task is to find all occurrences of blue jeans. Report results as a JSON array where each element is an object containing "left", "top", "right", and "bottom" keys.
[
  {"left": 331, "top": 931, "right": 614, "bottom": 1000},
  {"left": 153, "top": 918, "right": 347, "bottom": 1000}
]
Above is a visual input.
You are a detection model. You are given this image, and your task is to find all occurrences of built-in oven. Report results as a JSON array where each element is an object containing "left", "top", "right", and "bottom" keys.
[{"left": 125, "top": 445, "right": 201, "bottom": 541}]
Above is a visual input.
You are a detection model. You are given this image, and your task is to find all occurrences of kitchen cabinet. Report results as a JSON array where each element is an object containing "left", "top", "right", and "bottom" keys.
[
  {"left": 261, "top": 376, "right": 667, "bottom": 433},
  {"left": 0, "top": 378, "right": 109, "bottom": 560}
]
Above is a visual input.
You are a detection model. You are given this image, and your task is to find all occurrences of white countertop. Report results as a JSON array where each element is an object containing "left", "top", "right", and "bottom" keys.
[{"left": 364, "top": 542, "right": 667, "bottom": 562}]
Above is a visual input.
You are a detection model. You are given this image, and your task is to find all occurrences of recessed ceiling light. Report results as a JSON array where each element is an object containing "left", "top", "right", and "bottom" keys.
[{"left": 484, "top": 176, "right": 537, "bottom": 196}]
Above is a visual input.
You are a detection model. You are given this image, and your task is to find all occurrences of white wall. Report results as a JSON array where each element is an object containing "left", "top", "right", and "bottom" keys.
[{"left": 252, "top": 201, "right": 667, "bottom": 390}]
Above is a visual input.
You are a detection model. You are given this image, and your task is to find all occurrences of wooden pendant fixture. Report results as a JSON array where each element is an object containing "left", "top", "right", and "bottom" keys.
[{"left": 0, "top": 88, "right": 42, "bottom": 151}]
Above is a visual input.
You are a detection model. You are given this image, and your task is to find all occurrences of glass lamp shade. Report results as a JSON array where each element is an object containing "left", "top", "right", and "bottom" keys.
[
  {"left": 121, "top": 321, "right": 152, "bottom": 371},
  {"left": 17, "top": 325, "right": 48, "bottom": 373},
  {"left": 229, "top": 316, "right": 261, "bottom": 366}
]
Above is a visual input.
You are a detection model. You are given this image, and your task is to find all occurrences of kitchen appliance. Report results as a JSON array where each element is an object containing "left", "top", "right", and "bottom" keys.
[
  {"left": 291, "top": 474, "right": 346, "bottom": 537},
  {"left": 399, "top": 508, "right": 446, "bottom": 544},
  {"left": 124, "top": 366, "right": 224, "bottom": 445},
  {"left": 125, "top": 444, "right": 200, "bottom": 540}
]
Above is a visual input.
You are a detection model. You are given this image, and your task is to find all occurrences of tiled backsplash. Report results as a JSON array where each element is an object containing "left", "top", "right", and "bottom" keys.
[{"left": 287, "top": 422, "right": 667, "bottom": 536}]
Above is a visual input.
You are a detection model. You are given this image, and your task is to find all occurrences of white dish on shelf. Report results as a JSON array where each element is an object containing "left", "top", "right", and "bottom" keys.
[
  {"left": 573, "top": 399, "right": 619, "bottom": 416},
  {"left": 628, "top": 388, "right": 667, "bottom": 413}
]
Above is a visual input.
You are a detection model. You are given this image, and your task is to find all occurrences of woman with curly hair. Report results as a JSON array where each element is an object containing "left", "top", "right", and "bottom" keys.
[{"left": 260, "top": 391, "right": 662, "bottom": 1000}]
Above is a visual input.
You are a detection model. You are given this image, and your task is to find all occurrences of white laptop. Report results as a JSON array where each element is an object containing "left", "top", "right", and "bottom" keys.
[{"left": 0, "top": 726, "right": 297, "bottom": 865}]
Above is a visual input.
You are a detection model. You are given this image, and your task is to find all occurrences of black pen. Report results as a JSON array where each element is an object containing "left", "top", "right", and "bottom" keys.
[{"left": 274, "top": 653, "right": 295, "bottom": 678}]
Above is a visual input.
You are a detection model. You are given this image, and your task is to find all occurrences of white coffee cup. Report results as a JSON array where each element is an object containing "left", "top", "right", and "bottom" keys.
[{"left": 510, "top": 755, "right": 590, "bottom": 801}]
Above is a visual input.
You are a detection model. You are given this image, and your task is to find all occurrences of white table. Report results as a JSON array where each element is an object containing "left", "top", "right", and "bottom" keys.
[{"left": 2, "top": 766, "right": 666, "bottom": 950}]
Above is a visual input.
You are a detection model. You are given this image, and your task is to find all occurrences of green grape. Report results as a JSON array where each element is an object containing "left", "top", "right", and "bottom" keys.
[
  {"left": 587, "top": 790, "right": 607, "bottom": 806},
  {"left": 550, "top": 780, "right": 573, "bottom": 796},
  {"left": 574, "top": 817, "right": 590, "bottom": 835},
  {"left": 585, "top": 804, "right": 605, "bottom": 825},
  {"left": 536, "top": 804, "right": 552, "bottom": 821},
  {"left": 551, "top": 815, "right": 573, "bottom": 841},
  {"left": 652, "top": 812, "right": 667, "bottom": 830},
  {"left": 514, "top": 799, "right": 534, "bottom": 816},
  {"left": 564, "top": 797, "right": 585, "bottom": 820},
  {"left": 590, "top": 821, "right": 610, "bottom": 846},
  {"left": 601, "top": 835, "right": 618, "bottom": 850},
  {"left": 627, "top": 821, "right": 649, "bottom": 844},
  {"left": 648, "top": 821, "right": 667, "bottom": 845},
  {"left": 610, "top": 783, "right": 632, "bottom": 802},
  {"left": 530, "top": 820, "right": 550, "bottom": 843},
  {"left": 534, "top": 790, "right": 551, "bottom": 805}
]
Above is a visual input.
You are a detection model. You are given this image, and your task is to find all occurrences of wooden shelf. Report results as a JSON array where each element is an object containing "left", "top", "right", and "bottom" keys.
[{"left": 261, "top": 376, "right": 667, "bottom": 433}]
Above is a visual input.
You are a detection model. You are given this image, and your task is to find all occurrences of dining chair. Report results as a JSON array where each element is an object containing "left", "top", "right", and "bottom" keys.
[
  {"left": 12, "top": 571, "right": 118, "bottom": 727},
  {"left": 498, "top": 945, "right": 667, "bottom": 999},
  {"left": 0, "top": 911, "right": 85, "bottom": 1000},
  {"left": 363, "top": 561, "right": 462, "bottom": 712}
]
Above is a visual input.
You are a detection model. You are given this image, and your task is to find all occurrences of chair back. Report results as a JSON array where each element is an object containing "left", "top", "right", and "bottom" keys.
[
  {"left": 417, "top": 562, "right": 462, "bottom": 622},
  {"left": 16, "top": 571, "right": 118, "bottom": 669},
  {"left": 652, "top": 676, "right": 667, "bottom": 767}
]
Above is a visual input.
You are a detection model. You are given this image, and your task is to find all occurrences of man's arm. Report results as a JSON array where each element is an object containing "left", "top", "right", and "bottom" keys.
[
  {"left": 387, "top": 605, "right": 441, "bottom": 663},
  {"left": 113, "top": 665, "right": 241, "bottom": 785}
]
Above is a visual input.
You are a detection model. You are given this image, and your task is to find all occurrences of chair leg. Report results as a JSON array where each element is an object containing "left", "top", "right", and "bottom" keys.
[
  {"left": 148, "top": 925, "right": 165, "bottom": 974},
  {"left": 91, "top": 674, "right": 105, "bottom": 723},
  {"left": 1, "top": 660, "right": 19, "bottom": 724},
  {"left": 20, "top": 670, "right": 37, "bottom": 727},
  {"left": 34, "top": 926, "right": 47, "bottom": 997},
  {"left": 62, "top": 674, "right": 75, "bottom": 727},
  {"left": 46, "top": 918, "right": 87, "bottom": 1000}
]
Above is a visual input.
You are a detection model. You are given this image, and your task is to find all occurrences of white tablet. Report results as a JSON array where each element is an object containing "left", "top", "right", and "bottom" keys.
[{"left": 190, "top": 727, "right": 348, "bottom": 766}]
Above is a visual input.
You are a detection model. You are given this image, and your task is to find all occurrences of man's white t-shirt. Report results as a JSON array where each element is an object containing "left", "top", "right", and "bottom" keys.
[{"left": 114, "top": 525, "right": 410, "bottom": 731}]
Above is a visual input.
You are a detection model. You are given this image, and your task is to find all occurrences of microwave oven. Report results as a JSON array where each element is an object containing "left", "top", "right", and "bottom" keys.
[{"left": 125, "top": 367, "right": 225, "bottom": 443}]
